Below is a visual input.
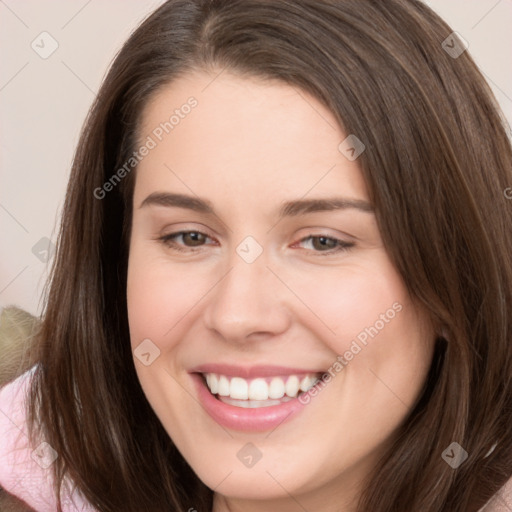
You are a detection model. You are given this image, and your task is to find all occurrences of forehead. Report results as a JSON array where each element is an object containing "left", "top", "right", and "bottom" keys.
[{"left": 134, "top": 70, "right": 368, "bottom": 207}]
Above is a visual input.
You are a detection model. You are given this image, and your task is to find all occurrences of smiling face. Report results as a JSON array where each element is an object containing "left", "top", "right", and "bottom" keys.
[{"left": 126, "top": 69, "right": 436, "bottom": 511}]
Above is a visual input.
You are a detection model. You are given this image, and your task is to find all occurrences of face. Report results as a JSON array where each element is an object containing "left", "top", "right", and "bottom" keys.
[{"left": 126, "top": 70, "right": 435, "bottom": 511}]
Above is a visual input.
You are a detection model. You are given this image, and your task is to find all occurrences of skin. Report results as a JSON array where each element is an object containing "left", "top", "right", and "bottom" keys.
[{"left": 126, "top": 69, "right": 436, "bottom": 512}]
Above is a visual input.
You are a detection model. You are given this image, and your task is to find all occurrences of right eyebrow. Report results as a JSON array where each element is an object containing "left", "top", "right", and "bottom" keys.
[{"left": 139, "top": 192, "right": 214, "bottom": 214}]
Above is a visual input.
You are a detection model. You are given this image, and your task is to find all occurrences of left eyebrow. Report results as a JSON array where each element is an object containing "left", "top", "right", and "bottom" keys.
[{"left": 278, "top": 197, "right": 374, "bottom": 217}]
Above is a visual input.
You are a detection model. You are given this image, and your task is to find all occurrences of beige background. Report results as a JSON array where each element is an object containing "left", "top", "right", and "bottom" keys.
[{"left": 1, "top": 0, "right": 511, "bottom": 316}]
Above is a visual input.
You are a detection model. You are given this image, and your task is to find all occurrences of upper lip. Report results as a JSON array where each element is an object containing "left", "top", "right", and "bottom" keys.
[{"left": 189, "top": 363, "right": 325, "bottom": 379}]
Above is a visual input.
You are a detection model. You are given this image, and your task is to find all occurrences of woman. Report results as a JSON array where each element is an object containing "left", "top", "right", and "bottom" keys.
[{"left": 1, "top": 0, "right": 511, "bottom": 510}]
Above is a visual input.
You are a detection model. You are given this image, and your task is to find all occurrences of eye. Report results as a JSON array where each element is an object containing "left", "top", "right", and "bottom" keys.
[
  {"left": 157, "top": 231, "right": 354, "bottom": 255},
  {"left": 293, "top": 235, "right": 354, "bottom": 255},
  {"left": 158, "top": 230, "right": 215, "bottom": 251}
]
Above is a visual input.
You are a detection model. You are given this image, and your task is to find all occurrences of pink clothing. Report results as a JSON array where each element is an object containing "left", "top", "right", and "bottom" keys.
[
  {"left": 480, "top": 478, "right": 512, "bottom": 512},
  {"left": 1, "top": 368, "right": 511, "bottom": 511},
  {"left": 0, "top": 367, "right": 97, "bottom": 511}
]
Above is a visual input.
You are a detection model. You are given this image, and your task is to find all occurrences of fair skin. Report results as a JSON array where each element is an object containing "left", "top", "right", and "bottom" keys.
[{"left": 126, "top": 69, "right": 436, "bottom": 512}]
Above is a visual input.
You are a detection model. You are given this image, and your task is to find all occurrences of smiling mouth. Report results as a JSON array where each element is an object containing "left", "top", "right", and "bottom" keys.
[{"left": 200, "top": 372, "right": 323, "bottom": 408}]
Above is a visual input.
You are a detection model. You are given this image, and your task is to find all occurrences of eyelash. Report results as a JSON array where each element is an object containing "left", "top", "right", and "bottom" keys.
[{"left": 157, "top": 230, "right": 355, "bottom": 256}]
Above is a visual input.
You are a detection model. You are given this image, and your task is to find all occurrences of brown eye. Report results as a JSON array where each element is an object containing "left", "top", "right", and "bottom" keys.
[
  {"left": 159, "top": 231, "right": 213, "bottom": 251},
  {"left": 181, "top": 231, "right": 207, "bottom": 247},
  {"left": 311, "top": 236, "right": 338, "bottom": 251},
  {"left": 295, "top": 235, "right": 355, "bottom": 255}
]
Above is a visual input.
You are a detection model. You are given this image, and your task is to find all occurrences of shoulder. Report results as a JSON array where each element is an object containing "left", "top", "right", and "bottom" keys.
[
  {"left": 0, "top": 367, "right": 56, "bottom": 510},
  {"left": 0, "top": 307, "right": 40, "bottom": 510},
  {"left": 479, "top": 476, "right": 512, "bottom": 512},
  {"left": 0, "top": 369, "right": 98, "bottom": 511},
  {"left": 0, "top": 308, "right": 98, "bottom": 512}
]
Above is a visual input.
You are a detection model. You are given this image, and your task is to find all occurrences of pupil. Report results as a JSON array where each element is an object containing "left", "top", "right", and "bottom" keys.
[
  {"left": 186, "top": 232, "right": 204, "bottom": 246},
  {"left": 314, "top": 236, "right": 334, "bottom": 251}
]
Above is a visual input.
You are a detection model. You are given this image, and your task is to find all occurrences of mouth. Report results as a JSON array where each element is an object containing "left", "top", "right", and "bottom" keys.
[
  {"left": 189, "top": 365, "right": 327, "bottom": 431},
  {"left": 201, "top": 372, "right": 322, "bottom": 408}
]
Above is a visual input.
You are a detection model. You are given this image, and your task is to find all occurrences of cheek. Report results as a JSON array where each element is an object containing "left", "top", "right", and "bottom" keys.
[
  {"left": 279, "top": 253, "right": 410, "bottom": 354},
  {"left": 126, "top": 242, "right": 219, "bottom": 349},
  {"left": 126, "top": 246, "right": 184, "bottom": 347}
]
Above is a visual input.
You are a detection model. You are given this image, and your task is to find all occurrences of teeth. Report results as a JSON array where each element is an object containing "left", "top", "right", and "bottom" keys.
[
  {"left": 230, "top": 377, "right": 248, "bottom": 399},
  {"left": 269, "top": 377, "right": 285, "bottom": 399},
  {"left": 285, "top": 375, "right": 299, "bottom": 397},
  {"left": 206, "top": 373, "right": 218, "bottom": 394},
  {"left": 203, "top": 372, "right": 320, "bottom": 401},
  {"left": 249, "top": 378, "right": 268, "bottom": 400},
  {"left": 218, "top": 396, "right": 294, "bottom": 408},
  {"left": 300, "top": 375, "right": 319, "bottom": 392},
  {"left": 217, "top": 375, "right": 230, "bottom": 396}
]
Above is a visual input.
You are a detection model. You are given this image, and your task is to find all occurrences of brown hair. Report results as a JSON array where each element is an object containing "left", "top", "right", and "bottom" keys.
[{"left": 26, "top": 1, "right": 512, "bottom": 510}]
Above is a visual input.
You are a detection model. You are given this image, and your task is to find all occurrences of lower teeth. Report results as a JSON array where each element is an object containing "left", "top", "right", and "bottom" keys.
[{"left": 217, "top": 395, "right": 295, "bottom": 408}]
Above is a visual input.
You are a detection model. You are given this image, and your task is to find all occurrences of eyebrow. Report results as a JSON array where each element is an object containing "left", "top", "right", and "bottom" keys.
[{"left": 139, "top": 192, "right": 374, "bottom": 217}]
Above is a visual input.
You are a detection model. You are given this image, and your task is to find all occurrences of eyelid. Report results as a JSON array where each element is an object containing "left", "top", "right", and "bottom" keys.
[
  {"left": 157, "top": 229, "right": 354, "bottom": 256},
  {"left": 157, "top": 229, "right": 217, "bottom": 251},
  {"left": 292, "top": 234, "right": 355, "bottom": 255}
]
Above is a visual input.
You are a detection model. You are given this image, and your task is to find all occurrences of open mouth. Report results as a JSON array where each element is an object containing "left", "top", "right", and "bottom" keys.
[{"left": 200, "top": 372, "right": 323, "bottom": 408}]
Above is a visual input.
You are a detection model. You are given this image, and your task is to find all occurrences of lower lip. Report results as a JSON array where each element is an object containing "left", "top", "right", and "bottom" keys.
[{"left": 191, "top": 373, "right": 310, "bottom": 432}]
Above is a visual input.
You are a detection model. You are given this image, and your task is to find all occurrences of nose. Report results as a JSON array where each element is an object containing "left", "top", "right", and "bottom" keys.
[{"left": 202, "top": 251, "right": 292, "bottom": 344}]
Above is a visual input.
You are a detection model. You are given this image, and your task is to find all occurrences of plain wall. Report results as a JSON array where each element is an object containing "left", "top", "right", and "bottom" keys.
[{"left": 1, "top": 0, "right": 511, "bottom": 316}]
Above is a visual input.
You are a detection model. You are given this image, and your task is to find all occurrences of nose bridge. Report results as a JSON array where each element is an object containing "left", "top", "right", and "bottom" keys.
[{"left": 203, "top": 242, "right": 291, "bottom": 341}]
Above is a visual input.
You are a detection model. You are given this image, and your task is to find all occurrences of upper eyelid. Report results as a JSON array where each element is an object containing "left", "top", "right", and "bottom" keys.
[
  {"left": 160, "top": 230, "right": 351, "bottom": 247},
  {"left": 165, "top": 230, "right": 216, "bottom": 241}
]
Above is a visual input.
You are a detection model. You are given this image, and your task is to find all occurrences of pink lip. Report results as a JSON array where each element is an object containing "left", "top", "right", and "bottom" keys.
[
  {"left": 189, "top": 363, "right": 324, "bottom": 379},
  {"left": 191, "top": 373, "right": 312, "bottom": 431}
]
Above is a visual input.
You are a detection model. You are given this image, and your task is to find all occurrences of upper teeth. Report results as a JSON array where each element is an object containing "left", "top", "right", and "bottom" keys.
[{"left": 204, "top": 373, "right": 320, "bottom": 400}]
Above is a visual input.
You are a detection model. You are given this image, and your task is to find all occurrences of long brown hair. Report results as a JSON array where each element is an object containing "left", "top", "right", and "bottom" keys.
[{"left": 26, "top": 1, "right": 512, "bottom": 510}]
